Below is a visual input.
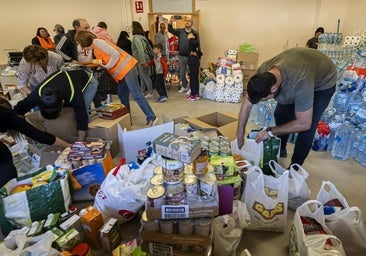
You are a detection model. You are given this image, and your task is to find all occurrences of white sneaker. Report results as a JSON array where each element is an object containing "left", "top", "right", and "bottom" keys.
[
  {"left": 145, "top": 93, "right": 154, "bottom": 99},
  {"left": 185, "top": 89, "right": 191, "bottom": 95},
  {"left": 178, "top": 87, "right": 187, "bottom": 93}
]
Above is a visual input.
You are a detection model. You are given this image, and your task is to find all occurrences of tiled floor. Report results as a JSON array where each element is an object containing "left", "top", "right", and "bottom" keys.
[{"left": 123, "top": 89, "right": 366, "bottom": 255}]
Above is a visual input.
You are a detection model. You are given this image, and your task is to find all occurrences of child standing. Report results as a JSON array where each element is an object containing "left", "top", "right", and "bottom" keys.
[{"left": 146, "top": 43, "right": 168, "bottom": 102}]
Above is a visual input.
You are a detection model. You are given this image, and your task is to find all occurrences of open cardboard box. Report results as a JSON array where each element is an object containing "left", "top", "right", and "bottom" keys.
[
  {"left": 141, "top": 241, "right": 212, "bottom": 256},
  {"left": 26, "top": 108, "right": 131, "bottom": 158},
  {"left": 183, "top": 112, "right": 238, "bottom": 141},
  {"left": 118, "top": 114, "right": 174, "bottom": 163}
]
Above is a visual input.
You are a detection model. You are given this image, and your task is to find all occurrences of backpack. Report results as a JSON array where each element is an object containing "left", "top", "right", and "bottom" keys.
[{"left": 144, "top": 39, "right": 154, "bottom": 60}]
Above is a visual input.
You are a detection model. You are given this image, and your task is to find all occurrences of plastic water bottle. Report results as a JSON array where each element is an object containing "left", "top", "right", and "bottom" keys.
[
  {"left": 360, "top": 134, "right": 366, "bottom": 166},
  {"left": 328, "top": 115, "right": 344, "bottom": 150},
  {"left": 331, "top": 121, "right": 353, "bottom": 160},
  {"left": 332, "top": 89, "right": 349, "bottom": 115},
  {"left": 352, "top": 96, "right": 366, "bottom": 126},
  {"left": 347, "top": 91, "right": 362, "bottom": 115},
  {"left": 351, "top": 127, "right": 362, "bottom": 160}
]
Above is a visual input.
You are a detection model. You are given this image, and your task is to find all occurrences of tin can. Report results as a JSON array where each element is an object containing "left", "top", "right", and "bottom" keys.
[
  {"left": 165, "top": 182, "right": 185, "bottom": 205},
  {"left": 71, "top": 157, "right": 82, "bottom": 169},
  {"left": 183, "top": 174, "right": 198, "bottom": 195},
  {"left": 82, "top": 159, "right": 89, "bottom": 166},
  {"left": 150, "top": 174, "right": 164, "bottom": 186},
  {"left": 153, "top": 166, "right": 162, "bottom": 175},
  {"left": 208, "top": 146, "right": 219, "bottom": 157},
  {"left": 198, "top": 172, "right": 216, "bottom": 198},
  {"left": 194, "top": 218, "right": 211, "bottom": 236},
  {"left": 88, "top": 158, "right": 97, "bottom": 165},
  {"left": 160, "top": 220, "right": 173, "bottom": 234},
  {"left": 184, "top": 164, "right": 193, "bottom": 175},
  {"left": 146, "top": 185, "right": 165, "bottom": 208},
  {"left": 178, "top": 219, "right": 194, "bottom": 235},
  {"left": 140, "top": 211, "right": 159, "bottom": 232}
]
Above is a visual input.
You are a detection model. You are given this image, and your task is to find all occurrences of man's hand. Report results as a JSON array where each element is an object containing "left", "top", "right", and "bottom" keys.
[{"left": 255, "top": 129, "right": 270, "bottom": 143}]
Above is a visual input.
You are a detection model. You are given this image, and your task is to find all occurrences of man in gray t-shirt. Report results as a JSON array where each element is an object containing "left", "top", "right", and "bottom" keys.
[{"left": 236, "top": 47, "right": 337, "bottom": 166}]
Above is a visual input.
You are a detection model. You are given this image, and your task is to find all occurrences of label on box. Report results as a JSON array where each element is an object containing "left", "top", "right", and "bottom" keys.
[
  {"left": 149, "top": 242, "right": 173, "bottom": 256},
  {"left": 161, "top": 205, "right": 189, "bottom": 219}
]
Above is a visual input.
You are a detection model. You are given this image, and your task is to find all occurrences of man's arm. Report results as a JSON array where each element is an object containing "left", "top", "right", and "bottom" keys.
[
  {"left": 236, "top": 94, "right": 253, "bottom": 148},
  {"left": 255, "top": 108, "right": 313, "bottom": 142},
  {"left": 55, "top": 35, "right": 73, "bottom": 62},
  {"left": 167, "top": 17, "right": 180, "bottom": 36}
]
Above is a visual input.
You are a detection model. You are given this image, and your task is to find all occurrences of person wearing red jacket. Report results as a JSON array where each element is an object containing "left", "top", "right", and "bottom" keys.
[{"left": 146, "top": 43, "right": 168, "bottom": 103}]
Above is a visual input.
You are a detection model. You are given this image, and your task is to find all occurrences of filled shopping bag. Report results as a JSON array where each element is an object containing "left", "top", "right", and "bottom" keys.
[
  {"left": 316, "top": 181, "right": 366, "bottom": 255},
  {"left": 289, "top": 200, "right": 346, "bottom": 256},
  {"left": 213, "top": 200, "right": 250, "bottom": 256},
  {"left": 231, "top": 138, "right": 262, "bottom": 167},
  {"left": 241, "top": 166, "right": 289, "bottom": 232},
  {"left": 94, "top": 157, "right": 155, "bottom": 224},
  {"left": 269, "top": 160, "right": 311, "bottom": 210},
  {"left": 0, "top": 168, "right": 70, "bottom": 236}
]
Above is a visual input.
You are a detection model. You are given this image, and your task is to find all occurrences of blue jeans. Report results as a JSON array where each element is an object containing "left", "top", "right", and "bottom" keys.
[
  {"left": 137, "top": 65, "right": 153, "bottom": 94},
  {"left": 83, "top": 75, "right": 98, "bottom": 121},
  {"left": 274, "top": 86, "right": 335, "bottom": 165},
  {"left": 117, "top": 67, "right": 156, "bottom": 122},
  {"left": 179, "top": 55, "right": 189, "bottom": 88}
]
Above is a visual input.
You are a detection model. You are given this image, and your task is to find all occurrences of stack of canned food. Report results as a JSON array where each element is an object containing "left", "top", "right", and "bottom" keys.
[
  {"left": 200, "top": 136, "right": 231, "bottom": 157},
  {"left": 146, "top": 155, "right": 218, "bottom": 210}
]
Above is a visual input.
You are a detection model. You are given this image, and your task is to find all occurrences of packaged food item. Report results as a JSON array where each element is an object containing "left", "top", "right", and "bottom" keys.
[
  {"left": 79, "top": 206, "right": 104, "bottom": 250},
  {"left": 141, "top": 211, "right": 160, "bottom": 232},
  {"left": 183, "top": 174, "right": 198, "bottom": 195},
  {"left": 147, "top": 185, "right": 165, "bottom": 209},
  {"left": 193, "top": 148, "right": 209, "bottom": 175},
  {"left": 194, "top": 218, "right": 211, "bottom": 236},
  {"left": 99, "top": 218, "right": 121, "bottom": 253},
  {"left": 165, "top": 182, "right": 185, "bottom": 205}
]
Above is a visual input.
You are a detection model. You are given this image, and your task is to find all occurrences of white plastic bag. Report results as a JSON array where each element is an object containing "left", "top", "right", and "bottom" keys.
[
  {"left": 289, "top": 200, "right": 346, "bottom": 256},
  {"left": 231, "top": 138, "right": 262, "bottom": 167},
  {"left": 241, "top": 166, "right": 289, "bottom": 232},
  {"left": 269, "top": 160, "right": 310, "bottom": 210},
  {"left": 316, "top": 181, "right": 366, "bottom": 255},
  {"left": 94, "top": 157, "right": 155, "bottom": 224},
  {"left": 213, "top": 200, "right": 250, "bottom": 256}
]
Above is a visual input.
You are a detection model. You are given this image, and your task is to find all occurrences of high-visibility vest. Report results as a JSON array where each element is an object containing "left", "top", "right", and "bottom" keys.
[{"left": 93, "top": 40, "right": 137, "bottom": 82}]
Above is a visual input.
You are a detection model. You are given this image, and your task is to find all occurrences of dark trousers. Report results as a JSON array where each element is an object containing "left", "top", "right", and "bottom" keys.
[
  {"left": 274, "top": 86, "right": 335, "bottom": 165},
  {"left": 188, "top": 56, "right": 200, "bottom": 96},
  {"left": 0, "top": 142, "right": 17, "bottom": 187},
  {"left": 155, "top": 74, "right": 167, "bottom": 97}
]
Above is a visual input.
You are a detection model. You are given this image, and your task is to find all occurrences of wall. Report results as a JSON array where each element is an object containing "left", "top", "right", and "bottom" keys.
[{"left": 1, "top": 0, "right": 366, "bottom": 66}]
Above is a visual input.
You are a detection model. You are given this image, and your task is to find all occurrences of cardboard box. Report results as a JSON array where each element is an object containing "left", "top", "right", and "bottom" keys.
[
  {"left": 146, "top": 203, "right": 219, "bottom": 220},
  {"left": 26, "top": 108, "right": 78, "bottom": 139},
  {"left": 79, "top": 206, "right": 104, "bottom": 250},
  {"left": 26, "top": 108, "right": 131, "bottom": 158},
  {"left": 54, "top": 228, "right": 82, "bottom": 251},
  {"left": 88, "top": 113, "right": 131, "bottom": 157},
  {"left": 118, "top": 115, "right": 174, "bottom": 163},
  {"left": 96, "top": 103, "right": 129, "bottom": 120},
  {"left": 99, "top": 218, "right": 121, "bottom": 253},
  {"left": 142, "top": 242, "right": 212, "bottom": 256},
  {"left": 173, "top": 116, "right": 218, "bottom": 138},
  {"left": 236, "top": 52, "right": 259, "bottom": 69},
  {"left": 140, "top": 230, "right": 212, "bottom": 246},
  {"left": 153, "top": 132, "right": 201, "bottom": 164},
  {"left": 69, "top": 150, "right": 115, "bottom": 201},
  {"left": 184, "top": 112, "right": 238, "bottom": 141}
]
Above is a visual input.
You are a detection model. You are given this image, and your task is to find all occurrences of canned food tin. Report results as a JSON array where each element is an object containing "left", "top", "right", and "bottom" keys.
[
  {"left": 153, "top": 166, "right": 162, "bottom": 175},
  {"left": 71, "top": 157, "right": 82, "bottom": 169},
  {"left": 165, "top": 182, "right": 185, "bottom": 205},
  {"left": 162, "top": 165, "right": 184, "bottom": 184},
  {"left": 184, "top": 164, "right": 193, "bottom": 175},
  {"left": 183, "top": 174, "right": 198, "bottom": 195},
  {"left": 194, "top": 218, "right": 211, "bottom": 236},
  {"left": 178, "top": 219, "right": 194, "bottom": 235},
  {"left": 147, "top": 185, "right": 165, "bottom": 208},
  {"left": 141, "top": 210, "right": 160, "bottom": 232},
  {"left": 150, "top": 174, "right": 164, "bottom": 186},
  {"left": 198, "top": 172, "right": 216, "bottom": 198},
  {"left": 160, "top": 219, "right": 173, "bottom": 234}
]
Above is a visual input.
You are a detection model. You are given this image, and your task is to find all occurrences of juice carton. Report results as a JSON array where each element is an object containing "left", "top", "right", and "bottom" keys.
[{"left": 79, "top": 205, "right": 104, "bottom": 250}]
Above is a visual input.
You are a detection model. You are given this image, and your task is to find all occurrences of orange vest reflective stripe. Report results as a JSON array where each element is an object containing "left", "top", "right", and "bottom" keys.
[
  {"left": 37, "top": 36, "right": 55, "bottom": 50},
  {"left": 93, "top": 41, "right": 137, "bottom": 82}
]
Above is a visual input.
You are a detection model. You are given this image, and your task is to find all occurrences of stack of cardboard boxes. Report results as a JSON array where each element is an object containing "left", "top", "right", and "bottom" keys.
[{"left": 236, "top": 52, "right": 259, "bottom": 90}]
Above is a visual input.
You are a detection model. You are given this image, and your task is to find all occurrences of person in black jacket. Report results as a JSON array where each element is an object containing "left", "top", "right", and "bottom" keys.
[
  {"left": 14, "top": 69, "right": 97, "bottom": 142},
  {"left": 0, "top": 97, "right": 70, "bottom": 188},
  {"left": 116, "top": 31, "right": 132, "bottom": 55}
]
